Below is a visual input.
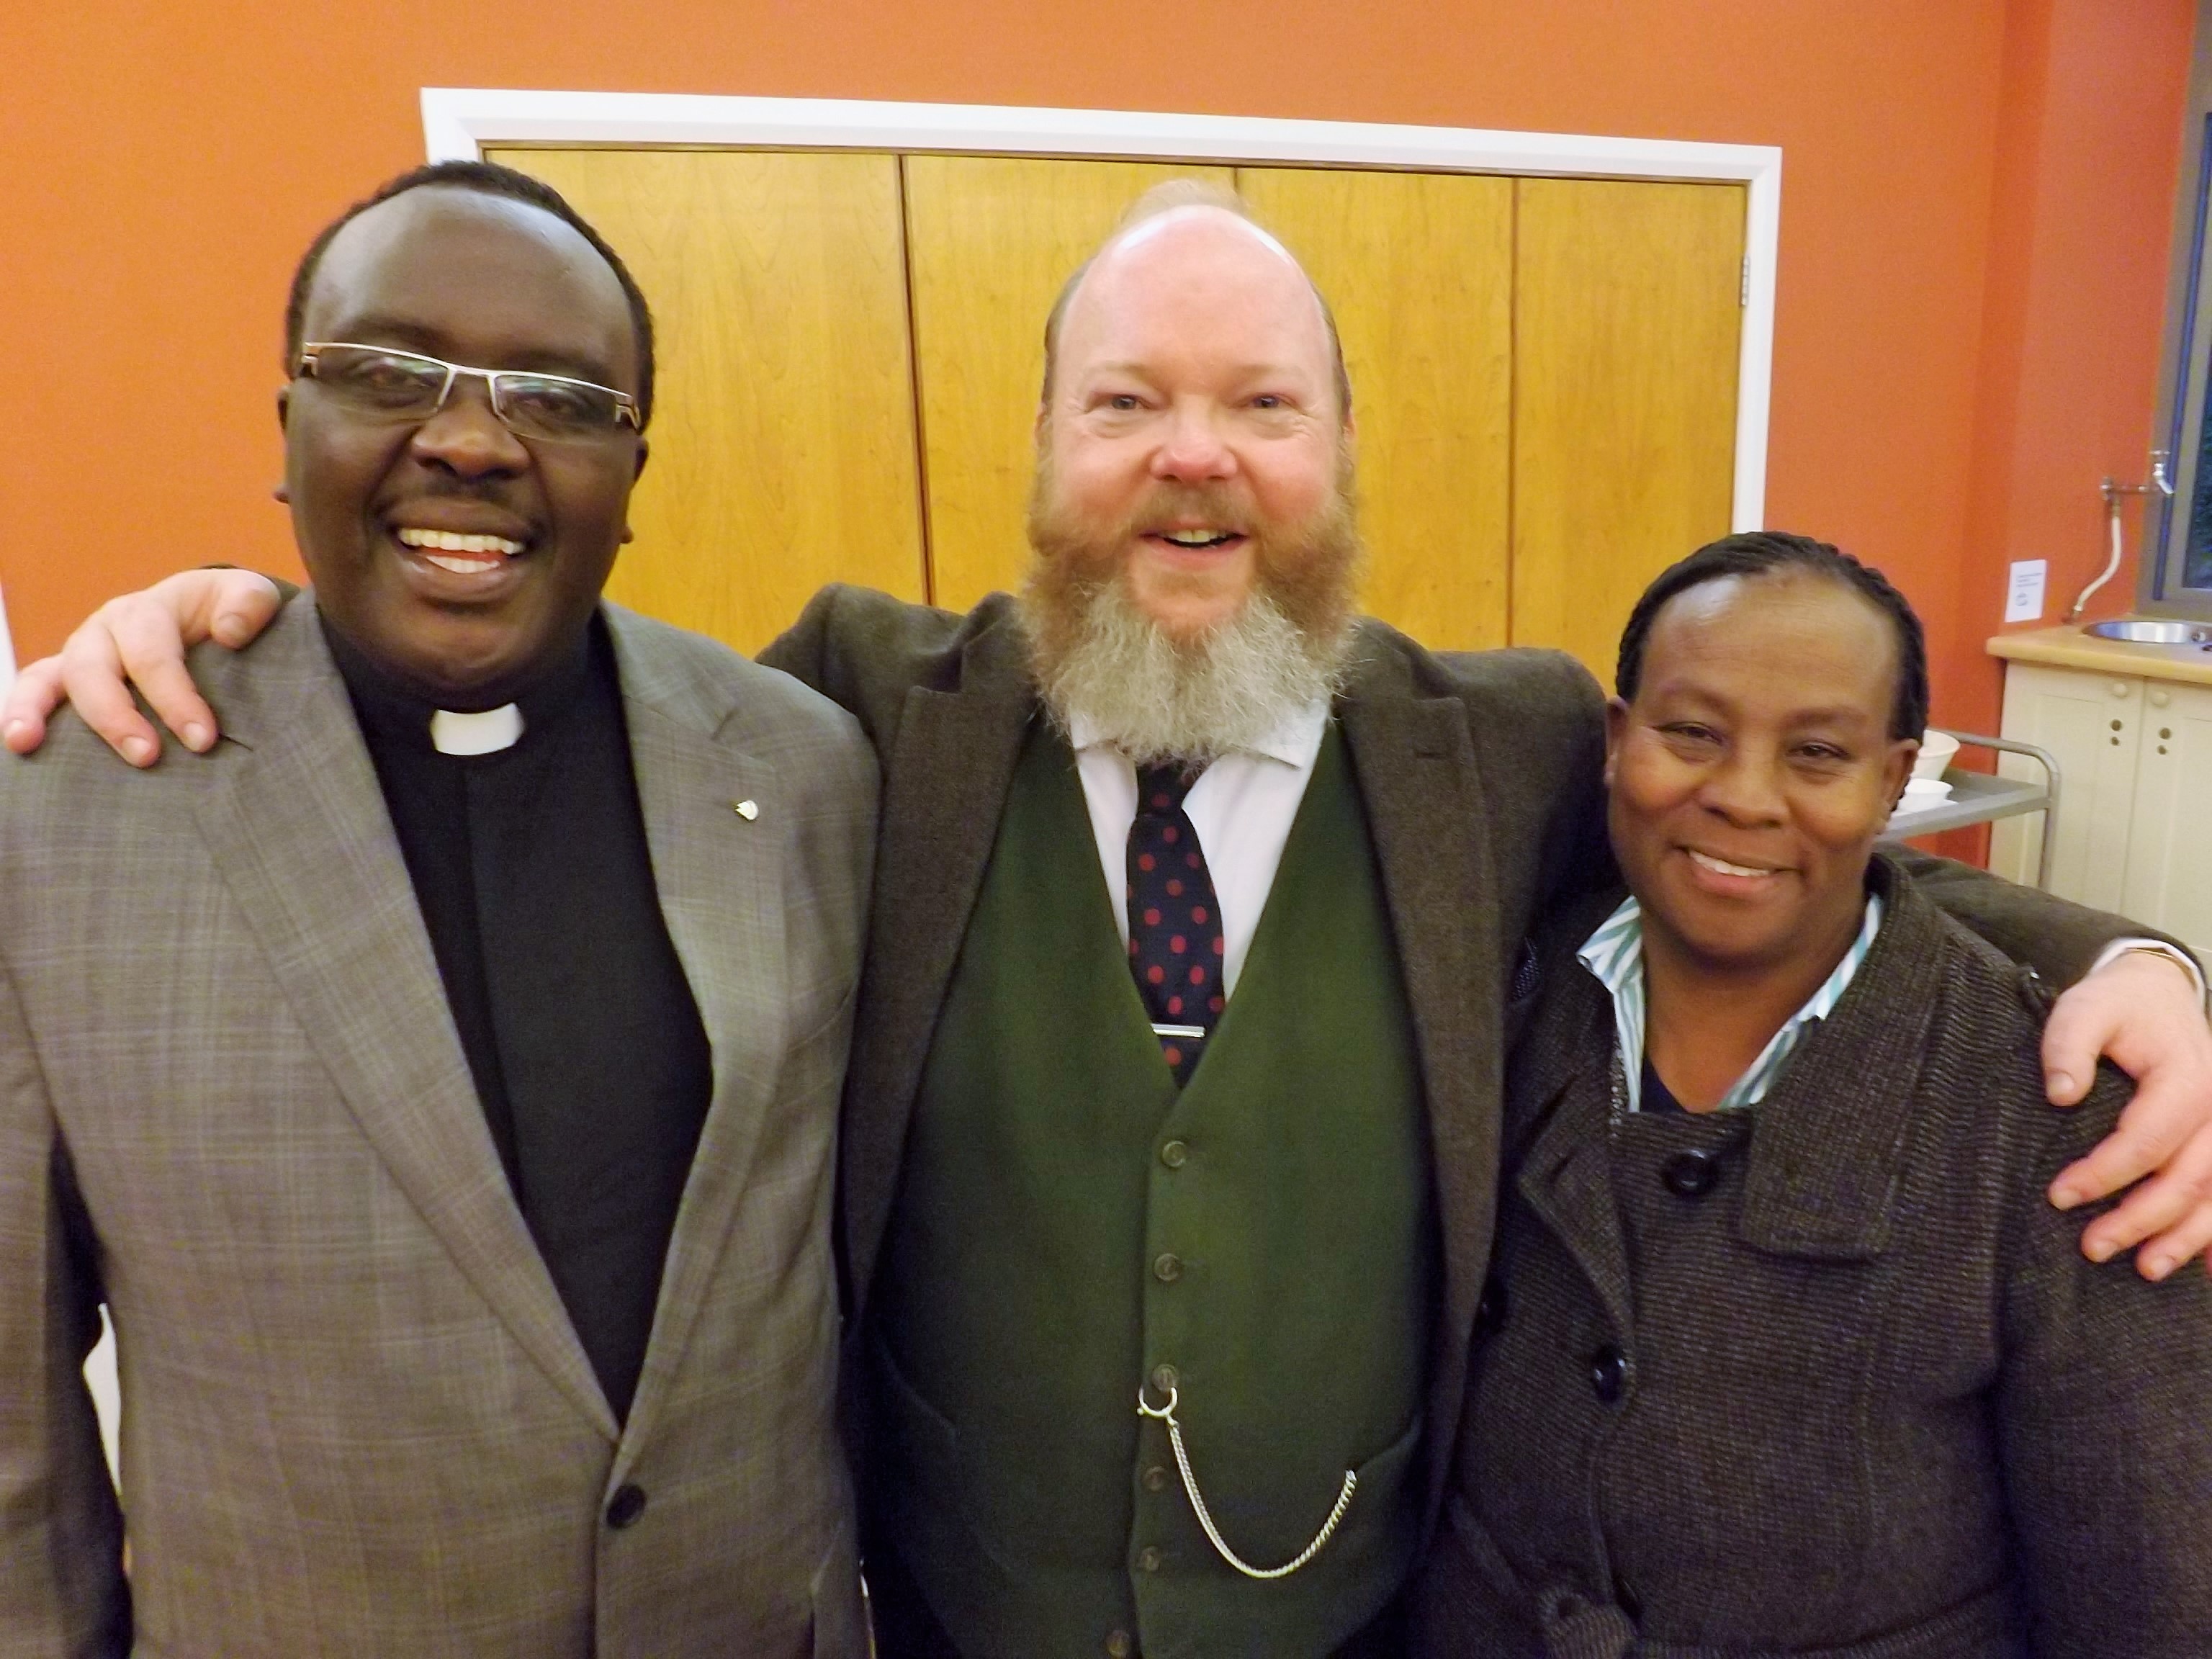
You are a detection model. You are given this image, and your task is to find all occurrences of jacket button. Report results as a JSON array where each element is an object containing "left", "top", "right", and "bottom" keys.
[
  {"left": 1143, "top": 1464, "right": 1170, "bottom": 1492},
  {"left": 1105, "top": 1632, "right": 1134, "bottom": 1658},
  {"left": 1589, "top": 1345, "right": 1628, "bottom": 1405},
  {"left": 605, "top": 1483, "right": 647, "bottom": 1529},
  {"left": 1661, "top": 1149, "right": 1722, "bottom": 1197},
  {"left": 1153, "top": 1253, "right": 1183, "bottom": 1283},
  {"left": 1137, "top": 1546, "right": 1162, "bottom": 1573},
  {"left": 1159, "top": 1139, "right": 1189, "bottom": 1168}
]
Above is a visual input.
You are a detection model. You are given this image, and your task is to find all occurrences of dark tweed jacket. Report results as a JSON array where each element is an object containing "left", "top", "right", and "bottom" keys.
[{"left": 1414, "top": 854, "right": 2212, "bottom": 1659}]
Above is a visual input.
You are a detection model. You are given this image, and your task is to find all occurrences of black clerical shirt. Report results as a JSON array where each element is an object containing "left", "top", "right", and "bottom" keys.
[{"left": 328, "top": 616, "right": 713, "bottom": 1424}]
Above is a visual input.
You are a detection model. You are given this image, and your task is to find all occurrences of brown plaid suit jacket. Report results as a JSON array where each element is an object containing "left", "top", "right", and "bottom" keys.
[{"left": 0, "top": 598, "right": 877, "bottom": 1658}]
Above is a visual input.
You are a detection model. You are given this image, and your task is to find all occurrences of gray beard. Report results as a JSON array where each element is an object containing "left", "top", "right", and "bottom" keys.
[{"left": 1022, "top": 578, "right": 1349, "bottom": 768}]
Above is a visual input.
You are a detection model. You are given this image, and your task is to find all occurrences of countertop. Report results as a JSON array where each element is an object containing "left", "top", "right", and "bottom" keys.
[{"left": 1986, "top": 624, "right": 2212, "bottom": 688}]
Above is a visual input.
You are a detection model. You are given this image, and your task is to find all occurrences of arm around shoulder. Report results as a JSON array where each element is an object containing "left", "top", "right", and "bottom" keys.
[{"left": 1894, "top": 848, "right": 2199, "bottom": 988}]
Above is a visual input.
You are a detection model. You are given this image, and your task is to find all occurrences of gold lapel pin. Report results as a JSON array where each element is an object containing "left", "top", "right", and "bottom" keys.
[{"left": 733, "top": 799, "right": 760, "bottom": 821}]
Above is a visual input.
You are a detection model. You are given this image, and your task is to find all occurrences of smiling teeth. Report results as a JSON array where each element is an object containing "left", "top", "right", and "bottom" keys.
[
  {"left": 1689, "top": 850, "right": 1775, "bottom": 878},
  {"left": 397, "top": 527, "right": 524, "bottom": 557}
]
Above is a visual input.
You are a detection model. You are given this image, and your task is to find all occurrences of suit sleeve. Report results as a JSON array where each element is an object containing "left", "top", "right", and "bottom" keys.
[
  {"left": 1892, "top": 848, "right": 2200, "bottom": 987},
  {"left": 0, "top": 956, "right": 129, "bottom": 1656},
  {"left": 755, "top": 585, "right": 842, "bottom": 696},
  {"left": 1997, "top": 1069, "right": 2212, "bottom": 1657}
]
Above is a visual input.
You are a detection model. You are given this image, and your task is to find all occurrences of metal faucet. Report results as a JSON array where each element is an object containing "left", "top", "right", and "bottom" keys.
[{"left": 2067, "top": 451, "right": 2174, "bottom": 624}]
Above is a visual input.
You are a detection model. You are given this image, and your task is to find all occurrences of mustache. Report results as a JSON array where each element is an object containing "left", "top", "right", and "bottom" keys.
[{"left": 1113, "top": 483, "right": 1252, "bottom": 539}]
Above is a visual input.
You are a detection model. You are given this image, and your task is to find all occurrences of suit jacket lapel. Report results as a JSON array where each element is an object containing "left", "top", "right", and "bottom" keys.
[
  {"left": 843, "top": 626, "right": 1033, "bottom": 1326},
  {"left": 196, "top": 604, "right": 616, "bottom": 1439},
  {"left": 603, "top": 612, "right": 788, "bottom": 1448},
  {"left": 1336, "top": 636, "right": 1505, "bottom": 1524}
]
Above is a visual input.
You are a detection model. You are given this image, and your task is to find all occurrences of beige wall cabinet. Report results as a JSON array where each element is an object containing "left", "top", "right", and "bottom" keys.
[{"left": 1991, "top": 662, "right": 2212, "bottom": 960}]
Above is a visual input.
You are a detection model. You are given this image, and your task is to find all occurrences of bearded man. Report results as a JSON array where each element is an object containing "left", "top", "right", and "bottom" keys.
[
  {"left": 14, "top": 184, "right": 2212, "bottom": 1659},
  {"left": 751, "top": 188, "right": 2210, "bottom": 1658}
]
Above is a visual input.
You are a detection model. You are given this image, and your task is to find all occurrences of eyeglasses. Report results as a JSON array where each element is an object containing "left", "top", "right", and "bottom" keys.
[{"left": 295, "top": 343, "right": 642, "bottom": 443}]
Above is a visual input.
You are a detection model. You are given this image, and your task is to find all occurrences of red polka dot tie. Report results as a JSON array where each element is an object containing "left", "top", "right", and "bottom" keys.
[{"left": 1128, "top": 764, "right": 1226, "bottom": 1085}]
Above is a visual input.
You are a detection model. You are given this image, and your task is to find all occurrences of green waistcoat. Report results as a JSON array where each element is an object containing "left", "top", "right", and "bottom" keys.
[{"left": 870, "top": 721, "right": 1438, "bottom": 1658}]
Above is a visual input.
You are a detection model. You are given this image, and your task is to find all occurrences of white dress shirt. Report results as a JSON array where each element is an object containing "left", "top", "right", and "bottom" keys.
[{"left": 1069, "top": 700, "right": 1331, "bottom": 999}]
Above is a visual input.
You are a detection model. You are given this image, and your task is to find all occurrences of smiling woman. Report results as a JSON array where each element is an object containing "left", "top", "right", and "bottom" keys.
[
  {"left": 1604, "top": 537, "right": 1923, "bottom": 1107},
  {"left": 1416, "top": 531, "right": 2212, "bottom": 1657}
]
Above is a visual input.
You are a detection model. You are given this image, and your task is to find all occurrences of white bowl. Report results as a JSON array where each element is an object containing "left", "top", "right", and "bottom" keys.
[{"left": 1912, "top": 730, "right": 1960, "bottom": 780}]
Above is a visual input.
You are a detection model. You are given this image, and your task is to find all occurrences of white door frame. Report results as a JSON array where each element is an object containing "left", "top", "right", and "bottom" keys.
[{"left": 423, "top": 89, "right": 1782, "bottom": 531}]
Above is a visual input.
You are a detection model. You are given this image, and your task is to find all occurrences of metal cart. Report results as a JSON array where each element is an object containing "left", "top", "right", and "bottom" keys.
[{"left": 1879, "top": 729, "right": 2061, "bottom": 890}]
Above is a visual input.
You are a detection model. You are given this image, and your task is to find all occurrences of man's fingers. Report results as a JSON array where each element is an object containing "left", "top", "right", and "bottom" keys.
[
  {"left": 53, "top": 613, "right": 163, "bottom": 766},
  {"left": 0, "top": 657, "right": 68, "bottom": 753},
  {"left": 2049, "top": 1079, "right": 2188, "bottom": 1211},
  {"left": 2039, "top": 991, "right": 2102, "bottom": 1107},
  {"left": 108, "top": 600, "right": 218, "bottom": 754},
  {"left": 206, "top": 573, "right": 282, "bottom": 651},
  {"left": 2081, "top": 1143, "right": 2212, "bottom": 1277}
]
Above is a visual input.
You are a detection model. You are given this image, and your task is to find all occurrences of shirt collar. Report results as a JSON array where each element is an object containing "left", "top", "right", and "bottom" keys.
[
  {"left": 327, "top": 610, "right": 598, "bottom": 758},
  {"left": 1575, "top": 889, "right": 1886, "bottom": 1114},
  {"left": 1065, "top": 696, "right": 1330, "bottom": 770}
]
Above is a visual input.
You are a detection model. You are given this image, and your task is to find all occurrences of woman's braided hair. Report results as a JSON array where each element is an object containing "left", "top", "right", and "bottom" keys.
[{"left": 1613, "top": 531, "right": 1930, "bottom": 742}]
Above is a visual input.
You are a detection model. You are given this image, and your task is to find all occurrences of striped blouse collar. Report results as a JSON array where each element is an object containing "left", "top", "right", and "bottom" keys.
[{"left": 1575, "top": 890, "right": 1886, "bottom": 1114}]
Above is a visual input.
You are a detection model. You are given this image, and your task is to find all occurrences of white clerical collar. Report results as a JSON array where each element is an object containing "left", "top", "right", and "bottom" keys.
[
  {"left": 429, "top": 704, "right": 525, "bottom": 756},
  {"left": 1066, "top": 696, "right": 1328, "bottom": 770}
]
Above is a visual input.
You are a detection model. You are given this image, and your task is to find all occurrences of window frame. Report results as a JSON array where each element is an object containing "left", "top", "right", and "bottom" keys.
[{"left": 2144, "top": 2, "right": 2212, "bottom": 619}]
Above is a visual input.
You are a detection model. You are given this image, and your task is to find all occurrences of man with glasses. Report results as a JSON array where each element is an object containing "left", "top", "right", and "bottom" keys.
[{"left": 0, "top": 161, "right": 875, "bottom": 1656}]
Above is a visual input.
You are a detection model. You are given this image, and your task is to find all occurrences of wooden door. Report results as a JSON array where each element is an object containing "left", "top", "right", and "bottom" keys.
[
  {"left": 1511, "top": 179, "right": 1745, "bottom": 686},
  {"left": 486, "top": 147, "right": 927, "bottom": 655},
  {"left": 902, "top": 156, "right": 1236, "bottom": 613},
  {"left": 1238, "top": 167, "right": 1514, "bottom": 649}
]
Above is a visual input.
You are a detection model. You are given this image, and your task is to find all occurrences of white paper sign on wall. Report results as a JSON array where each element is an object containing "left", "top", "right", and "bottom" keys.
[{"left": 2005, "top": 559, "right": 2048, "bottom": 624}]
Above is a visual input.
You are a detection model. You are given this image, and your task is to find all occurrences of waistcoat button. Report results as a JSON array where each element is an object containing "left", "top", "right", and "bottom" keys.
[
  {"left": 1138, "top": 1546, "right": 1163, "bottom": 1573},
  {"left": 1154, "top": 1253, "right": 1183, "bottom": 1283},
  {"left": 1159, "top": 1139, "right": 1189, "bottom": 1168},
  {"left": 605, "top": 1483, "right": 647, "bottom": 1529},
  {"left": 1143, "top": 1465, "right": 1170, "bottom": 1492},
  {"left": 1589, "top": 1345, "right": 1628, "bottom": 1405},
  {"left": 1661, "top": 1148, "right": 1722, "bottom": 1197}
]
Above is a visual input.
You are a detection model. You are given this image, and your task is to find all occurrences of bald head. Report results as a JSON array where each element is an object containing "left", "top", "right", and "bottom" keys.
[{"left": 1041, "top": 194, "right": 1352, "bottom": 421}]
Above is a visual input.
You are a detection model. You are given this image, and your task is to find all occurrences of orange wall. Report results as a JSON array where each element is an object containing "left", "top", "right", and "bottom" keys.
[
  {"left": 0, "top": 0, "right": 2194, "bottom": 737},
  {"left": 1965, "top": 0, "right": 2194, "bottom": 667}
]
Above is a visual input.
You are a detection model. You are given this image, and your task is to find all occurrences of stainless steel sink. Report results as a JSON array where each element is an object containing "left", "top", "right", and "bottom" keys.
[{"left": 2084, "top": 619, "right": 2212, "bottom": 645}]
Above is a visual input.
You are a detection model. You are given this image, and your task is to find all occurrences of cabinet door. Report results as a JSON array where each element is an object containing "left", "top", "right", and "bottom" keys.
[
  {"left": 486, "top": 147, "right": 927, "bottom": 655},
  {"left": 903, "top": 156, "right": 1236, "bottom": 613},
  {"left": 1990, "top": 663, "right": 2144, "bottom": 908},
  {"left": 1236, "top": 167, "right": 1514, "bottom": 649},
  {"left": 2121, "top": 680, "right": 2212, "bottom": 961},
  {"left": 1511, "top": 179, "right": 1744, "bottom": 687}
]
